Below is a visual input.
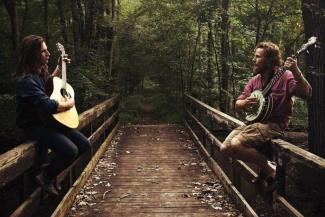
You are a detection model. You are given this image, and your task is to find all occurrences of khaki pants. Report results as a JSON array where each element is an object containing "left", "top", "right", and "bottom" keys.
[{"left": 223, "top": 122, "right": 283, "bottom": 153}]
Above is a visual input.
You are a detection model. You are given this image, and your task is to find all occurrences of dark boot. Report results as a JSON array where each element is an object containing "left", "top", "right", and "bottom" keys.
[
  {"left": 54, "top": 178, "right": 62, "bottom": 191},
  {"left": 35, "top": 173, "right": 59, "bottom": 196}
]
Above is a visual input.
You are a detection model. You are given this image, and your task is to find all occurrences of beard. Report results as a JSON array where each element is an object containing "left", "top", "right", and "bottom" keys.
[{"left": 253, "top": 62, "right": 269, "bottom": 76}]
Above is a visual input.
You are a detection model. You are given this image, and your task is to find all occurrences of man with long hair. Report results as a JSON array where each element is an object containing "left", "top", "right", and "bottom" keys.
[
  {"left": 14, "top": 35, "right": 90, "bottom": 195},
  {"left": 220, "top": 42, "right": 312, "bottom": 191}
]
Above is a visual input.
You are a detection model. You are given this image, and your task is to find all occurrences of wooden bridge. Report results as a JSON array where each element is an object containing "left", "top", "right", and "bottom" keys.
[{"left": 0, "top": 94, "right": 324, "bottom": 217}]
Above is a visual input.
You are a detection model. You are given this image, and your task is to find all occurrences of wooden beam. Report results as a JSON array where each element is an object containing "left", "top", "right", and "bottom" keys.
[
  {"left": 9, "top": 188, "right": 42, "bottom": 217},
  {"left": 0, "top": 142, "right": 37, "bottom": 187},
  {"left": 274, "top": 194, "right": 304, "bottom": 217},
  {"left": 88, "top": 110, "right": 119, "bottom": 144},
  {"left": 185, "top": 94, "right": 244, "bottom": 128},
  {"left": 272, "top": 139, "right": 325, "bottom": 194},
  {"left": 78, "top": 95, "right": 119, "bottom": 130}
]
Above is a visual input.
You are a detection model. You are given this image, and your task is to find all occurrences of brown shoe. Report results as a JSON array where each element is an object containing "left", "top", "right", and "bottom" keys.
[{"left": 35, "top": 173, "right": 59, "bottom": 196}]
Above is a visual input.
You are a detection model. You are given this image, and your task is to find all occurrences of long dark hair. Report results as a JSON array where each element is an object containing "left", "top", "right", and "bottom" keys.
[
  {"left": 14, "top": 35, "right": 49, "bottom": 79},
  {"left": 256, "top": 42, "right": 283, "bottom": 69}
]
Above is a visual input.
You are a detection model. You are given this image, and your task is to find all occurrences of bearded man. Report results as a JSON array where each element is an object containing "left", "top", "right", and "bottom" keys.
[{"left": 220, "top": 42, "right": 312, "bottom": 191}]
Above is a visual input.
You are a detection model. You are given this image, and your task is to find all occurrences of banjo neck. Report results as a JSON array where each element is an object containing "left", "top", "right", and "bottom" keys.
[
  {"left": 261, "top": 67, "right": 286, "bottom": 96},
  {"left": 261, "top": 36, "right": 317, "bottom": 97}
]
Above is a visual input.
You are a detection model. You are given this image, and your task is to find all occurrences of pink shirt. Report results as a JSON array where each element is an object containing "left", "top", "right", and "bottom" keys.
[{"left": 238, "top": 70, "right": 312, "bottom": 130}]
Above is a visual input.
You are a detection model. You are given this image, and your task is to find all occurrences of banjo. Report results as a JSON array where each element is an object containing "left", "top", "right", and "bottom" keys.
[{"left": 245, "top": 36, "right": 317, "bottom": 123}]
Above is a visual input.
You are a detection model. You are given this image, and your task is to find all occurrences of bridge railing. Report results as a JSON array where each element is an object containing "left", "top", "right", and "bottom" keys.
[
  {"left": 184, "top": 94, "right": 325, "bottom": 217},
  {"left": 0, "top": 95, "right": 120, "bottom": 217}
]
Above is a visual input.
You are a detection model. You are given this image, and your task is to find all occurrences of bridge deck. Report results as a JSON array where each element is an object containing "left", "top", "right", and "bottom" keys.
[{"left": 68, "top": 124, "right": 240, "bottom": 217}]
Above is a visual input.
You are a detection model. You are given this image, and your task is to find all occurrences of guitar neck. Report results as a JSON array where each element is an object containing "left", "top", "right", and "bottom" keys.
[{"left": 61, "top": 53, "right": 67, "bottom": 89}]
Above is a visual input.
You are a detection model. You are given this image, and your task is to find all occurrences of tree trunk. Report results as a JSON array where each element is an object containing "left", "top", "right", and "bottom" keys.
[
  {"left": 85, "top": 0, "right": 97, "bottom": 49},
  {"left": 106, "top": 0, "right": 116, "bottom": 79},
  {"left": 302, "top": 0, "right": 325, "bottom": 157},
  {"left": 220, "top": 0, "right": 232, "bottom": 113},
  {"left": 3, "top": 0, "right": 19, "bottom": 48},
  {"left": 254, "top": 0, "right": 261, "bottom": 45},
  {"left": 20, "top": 0, "right": 29, "bottom": 39},
  {"left": 188, "top": 19, "right": 201, "bottom": 93},
  {"left": 206, "top": 13, "right": 214, "bottom": 106},
  {"left": 70, "top": 0, "right": 82, "bottom": 58},
  {"left": 56, "top": 0, "right": 68, "bottom": 44},
  {"left": 43, "top": 0, "right": 50, "bottom": 42}
]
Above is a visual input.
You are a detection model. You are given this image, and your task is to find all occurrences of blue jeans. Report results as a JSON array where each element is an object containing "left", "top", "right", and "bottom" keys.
[{"left": 24, "top": 124, "right": 91, "bottom": 180}]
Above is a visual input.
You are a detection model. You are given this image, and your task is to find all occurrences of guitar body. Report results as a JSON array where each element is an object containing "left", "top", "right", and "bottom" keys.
[
  {"left": 50, "top": 77, "right": 79, "bottom": 128},
  {"left": 41, "top": 42, "right": 79, "bottom": 129},
  {"left": 245, "top": 90, "right": 273, "bottom": 123}
]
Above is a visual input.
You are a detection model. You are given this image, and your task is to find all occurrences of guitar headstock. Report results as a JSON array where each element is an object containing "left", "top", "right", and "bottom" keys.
[
  {"left": 56, "top": 42, "right": 65, "bottom": 55},
  {"left": 296, "top": 36, "right": 317, "bottom": 56}
]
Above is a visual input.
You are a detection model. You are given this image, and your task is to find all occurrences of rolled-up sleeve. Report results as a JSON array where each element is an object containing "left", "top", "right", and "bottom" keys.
[{"left": 287, "top": 72, "right": 312, "bottom": 99}]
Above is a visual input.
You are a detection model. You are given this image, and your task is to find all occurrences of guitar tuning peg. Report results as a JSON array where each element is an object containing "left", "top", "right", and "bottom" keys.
[{"left": 306, "top": 50, "right": 309, "bottom": 54}]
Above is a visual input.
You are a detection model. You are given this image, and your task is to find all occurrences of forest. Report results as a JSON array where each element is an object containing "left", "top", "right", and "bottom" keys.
[{"left": 0, "top": 0, "right": 324, "bottom": 156}]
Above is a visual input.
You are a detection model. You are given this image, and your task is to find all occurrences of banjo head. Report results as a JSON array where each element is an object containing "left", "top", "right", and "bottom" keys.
[{"left": 245, "top": 90, "right": 265, "bottom": 122}]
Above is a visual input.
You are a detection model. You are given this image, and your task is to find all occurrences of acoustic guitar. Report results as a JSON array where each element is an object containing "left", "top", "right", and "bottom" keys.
[
  {"left": 45, "top": 43, "right": 79, "bottom": 128},
  {"left": 245, "top": 36, "right": 317, "bottom": 123}
]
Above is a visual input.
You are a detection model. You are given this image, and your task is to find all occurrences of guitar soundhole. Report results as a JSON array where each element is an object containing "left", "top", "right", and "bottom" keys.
[{"left": 60, "top": 88, "right": 71, "bottom": 98}]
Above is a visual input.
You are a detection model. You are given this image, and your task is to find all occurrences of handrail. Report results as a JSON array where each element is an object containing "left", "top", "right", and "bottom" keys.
[
  {"left": 184, "top": 94, "right": 325, "bottom": 217},
  {"left": 0, "top": 95, "right": 120, "bottom": 217}
]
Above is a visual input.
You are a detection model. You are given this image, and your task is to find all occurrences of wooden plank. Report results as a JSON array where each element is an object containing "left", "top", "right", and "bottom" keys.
[
  {"left": 185, "top": 94, "right": 244, "bottom": 128},
  {"left": 185, "top": 109, "right": 222, "bottom": 149},
  {"left": 272, "top": 139, "right": 325, "bottom": 194},
  {"left": 51, "top": 122, "right": 120, "bottom": 217},
  {"left": 0, "top": 142, "right": 37, "bottom": 187},
  {"left": 9, "top": 188, "right": 42, "bottom": 217},
  {"left": 274, "top": 194, "right": 304, "bottom": 217},
  {"left": 88, "top": 110, "right": 119, "bottom": 144},
  {"left": 78, "top": 95, "right": 119, "bottom": 130},
  {"left": 184, "top": 120, "right": 258, "bottom": 217}
]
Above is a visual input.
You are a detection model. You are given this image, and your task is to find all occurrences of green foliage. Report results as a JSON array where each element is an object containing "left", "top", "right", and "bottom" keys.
[
  {"left": 151, "top": 92, "right": 182, "bottom": 123},
  {"left": 116, "top": 0, "right": 309, "bottom": 127},
  {"left": 290, "top": 97, "right": 309, "bottom": 130},
  {"left": 119, "top": 94, "right": 144, "bottom": 124}
]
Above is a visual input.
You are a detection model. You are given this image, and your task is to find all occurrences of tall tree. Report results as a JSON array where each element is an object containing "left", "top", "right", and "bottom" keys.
[
  {"left": 70, "top": 0, "right": 84, "bottom": 55},
  {"left": 3, "top": 0, "right": 19, "bottom": 48},
  {"left": 302, "top": 0, "right": 325, "bottom": 157},
  {"left": 85, "top": 0, "right": 97, "bottom": 49},
  {"left": 43, "top": 0, "right": 49, "bottom": 42},
  {"left": 107, "top": 0, "right": 116, "bottom": 79},
  {"left": 56, "top": 0, "right": 68, "bottom": 44},
  {"left": 220, "top": 0, "right": 232, "bottom": 113}
]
